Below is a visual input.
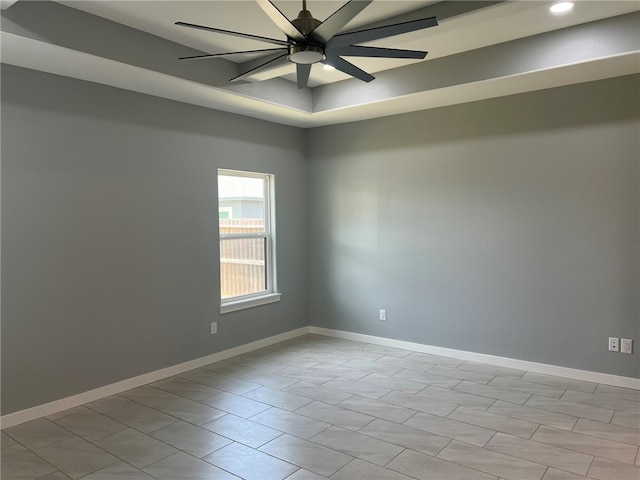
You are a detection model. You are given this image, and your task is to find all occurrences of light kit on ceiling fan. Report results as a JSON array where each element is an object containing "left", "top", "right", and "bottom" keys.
[
  {"left": 175, "top": 0, "right": 438, "bottom": 89},
  {"left": 288, "top": 45, "right": 325, "bottom": 65}
]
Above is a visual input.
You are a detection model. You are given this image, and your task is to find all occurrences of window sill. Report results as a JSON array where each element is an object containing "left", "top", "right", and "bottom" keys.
[{"left": 220, "top": 293, "right": 282, "bottom": 314}]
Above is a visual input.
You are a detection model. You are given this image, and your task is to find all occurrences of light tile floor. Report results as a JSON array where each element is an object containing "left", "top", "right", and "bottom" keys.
[{"left": 2, "top": 334, "right": 639, "bottom": 480}]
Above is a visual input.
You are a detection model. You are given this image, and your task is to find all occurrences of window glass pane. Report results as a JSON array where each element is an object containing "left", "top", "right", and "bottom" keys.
[
  {"left": 218, "top": 175, "right": 265, "bottom": 231},
  {"left": 220, "top": 237, "right": 266, "bottom": 299},
  {"left": 218, "top": 170, "right": 274, "bottom": 306}
]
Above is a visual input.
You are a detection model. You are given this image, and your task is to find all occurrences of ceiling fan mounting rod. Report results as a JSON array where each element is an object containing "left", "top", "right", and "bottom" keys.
[{"left": 292, "top": 1, "right": 321, "bottom": 37}]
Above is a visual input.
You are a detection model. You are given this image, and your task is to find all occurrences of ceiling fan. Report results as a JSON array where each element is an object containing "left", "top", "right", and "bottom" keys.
[{"left": 176, "top": 0, "right": 438, "bottom": 89}]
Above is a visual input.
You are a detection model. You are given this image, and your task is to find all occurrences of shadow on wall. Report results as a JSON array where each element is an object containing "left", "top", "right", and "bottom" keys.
[
  {"left": 310, "top": 75, "right": 640, "bottom": 157},
  {"left": 0, "top": 65, "right": 304, "bottom": 152}
]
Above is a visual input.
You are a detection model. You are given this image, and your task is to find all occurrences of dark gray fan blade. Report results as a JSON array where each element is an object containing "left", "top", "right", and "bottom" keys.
[
  {"left": 179, "top": 48, "right": 287, "bottom": 61},
  {"left": 329, "top": 45, "right": 427, "bottom": 59},
  {"left": 328, "top": 16, "right": 438, "bottom": 48},
  {"left": 308, "top": 0, "right": 373, "bottom": 43},
  {"left": 229, "top": 52, "right": 289, "bottom": 82},
  {"left": 296, "top": 64, "right": 311, "bottom": 89},
  {"left": 175, "top": 21, "right": 291, "bottom": 47},
  {"left": 256, "top": 0, "right": 306, "bottom": 42},
  {"left": 325, "top": 55, "right": 374, "bottom": 82}
]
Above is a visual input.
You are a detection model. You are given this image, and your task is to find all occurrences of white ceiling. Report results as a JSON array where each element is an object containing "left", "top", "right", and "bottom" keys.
[{"left": 1, "top": 0, "right": 639, "bottom": 127}]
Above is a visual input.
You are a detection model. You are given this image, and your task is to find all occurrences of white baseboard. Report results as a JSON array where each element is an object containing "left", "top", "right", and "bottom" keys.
[
  {"left": 4, "top": 325, "right": 638, "bottom": 428},
  {"left": 0, "top": 327, "right": 310, "bottom": 429},
  {"left": 310, "top": 327, "right": 640, "bottom": 390}
]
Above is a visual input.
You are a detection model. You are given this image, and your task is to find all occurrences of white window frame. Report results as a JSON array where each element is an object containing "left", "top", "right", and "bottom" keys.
[{"left": 218, "top": 169, "right": 280, "bottom": 314}]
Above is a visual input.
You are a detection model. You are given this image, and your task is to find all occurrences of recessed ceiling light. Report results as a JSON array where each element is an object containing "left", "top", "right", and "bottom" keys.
[
  {"left": 550, "top": 1, "right": 575, "bottom": 14},
  {"left": 323, "top": 64, "right": 335, "bottom": 71}
]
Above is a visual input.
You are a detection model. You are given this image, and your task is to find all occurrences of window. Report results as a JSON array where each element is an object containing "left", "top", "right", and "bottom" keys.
[{"left": 218, "top": 169, "right": 280, "bottom": 313}]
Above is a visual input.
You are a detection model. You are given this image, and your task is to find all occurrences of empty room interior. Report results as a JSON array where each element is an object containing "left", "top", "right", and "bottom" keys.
[{"left": 1, "top": 0, "right": 639, "bottom": 479}]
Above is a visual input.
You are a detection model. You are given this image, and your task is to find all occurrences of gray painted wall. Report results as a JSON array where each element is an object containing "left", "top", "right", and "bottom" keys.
[
  {"left": 307, "top": 75, "right": 639, "bottom": 378},
  {"left": 2, "top": 66, "right": 638, "bottom": 416},
  {"left": 1, "top": 65, "right": 308, "bottom": 415}
]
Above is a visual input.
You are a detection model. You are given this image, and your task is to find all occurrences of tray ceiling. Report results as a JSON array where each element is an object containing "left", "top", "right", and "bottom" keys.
[{"left": 1, "top": 1, "right": 638, "bottom": 127}]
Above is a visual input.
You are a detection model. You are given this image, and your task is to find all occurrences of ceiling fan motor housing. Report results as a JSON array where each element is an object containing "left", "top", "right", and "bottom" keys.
[
  {"left": 288, "top": 7, "right": 325, "bottom": 64},
  {"left": 291, "top": 8, "right": 321, "bottom": 36}
]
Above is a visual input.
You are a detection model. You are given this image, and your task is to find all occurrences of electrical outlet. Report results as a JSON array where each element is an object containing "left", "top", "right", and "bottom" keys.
[
  {"left": 210, "top": 322, "right": 218, "bottom": 335},
  {"left": 621, "top": 338, "right": 633, "bottom": 354},
  {"left": 379, "top": 309, "right": 387, "bottom": 321},
  {"left": 608, "top": 337, "right": 619, "bottom": 352}
]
